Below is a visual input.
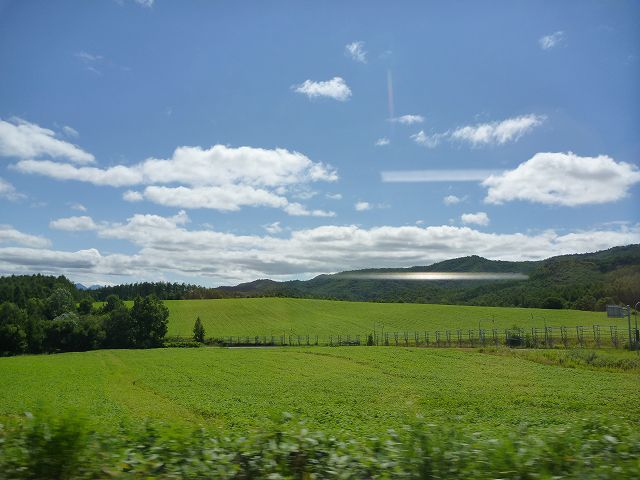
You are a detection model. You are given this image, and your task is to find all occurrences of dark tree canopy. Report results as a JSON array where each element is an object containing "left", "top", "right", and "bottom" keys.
[{"left": 131, "top": 295, "right": 169, "bottom": 348}]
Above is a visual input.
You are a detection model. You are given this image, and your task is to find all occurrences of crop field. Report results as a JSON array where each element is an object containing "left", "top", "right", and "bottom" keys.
[
  {"left": 0, "top": 347, "right": 638, "bottom": 435},
  {"left": 161, "top": 297, "right": 614, "bottom": 338}
]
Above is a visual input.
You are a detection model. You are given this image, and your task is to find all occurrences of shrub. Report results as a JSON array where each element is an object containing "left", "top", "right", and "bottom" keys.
[
  {"left": 542, "top": 297, "right": 564, "bottom": 309},
  {"left": 0, "top": 415, "right": 638, "bottom": 479}
]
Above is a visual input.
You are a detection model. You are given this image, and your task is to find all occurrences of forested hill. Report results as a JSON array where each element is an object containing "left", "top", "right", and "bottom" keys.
[{"left": 1, "top": 244, "right": 638, "bottom": 310}]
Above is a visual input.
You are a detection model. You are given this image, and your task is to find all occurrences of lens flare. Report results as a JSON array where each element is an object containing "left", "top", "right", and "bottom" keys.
[{"left": 337, "top": 272, "right": 528, "bottom": 281}]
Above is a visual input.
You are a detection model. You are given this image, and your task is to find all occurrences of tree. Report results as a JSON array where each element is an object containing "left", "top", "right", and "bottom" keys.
[
  {"left": 193, "top": 317, "right": 205, "bottom": 343},
  {"left": 0, "top": 302, "right": 28, "bottom": 355},
  {"left": 45, "top": 313, "right": 79, "bottom": 352},
  {"left": 101, "top": 294, "right": 124, "bottom": 314},
  {"left": 103, "top": 305, "right": 133, "bottom": 348},
  {"left": 130, "top": 295, "right": 169, "bottom": 348},
  {"left": 46, "top": 288, "right": 75, "bottom": 319},
  {"left": 542, "top": 297, "right": 564, "bottom": 309},
  {"left": 78, "top": 298, "right": 93, "bottom": 315}
]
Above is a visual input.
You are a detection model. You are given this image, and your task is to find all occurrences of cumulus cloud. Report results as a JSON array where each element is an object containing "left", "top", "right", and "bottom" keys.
[
  {"left": 483, "top": 152, "right": 640, "bottom": 206},
  {"left": 0, "top": 118, "right": 94, "bottom": 164},
  {"left": 326, "top": 193, "right": 342, "bottom": 200},
  {"left": 443, "top": 195, "right": 462, "bottom": 206},
  {"left": 0, "top": 225, "right": 50, "bottom": 248},
  {"left": 263, "top": 222, "right": 283, "bottom": 234},
  {"left": 0, "top": 177, "right": 25, "bottom": 201},
  {"left": 283, "top": 203, "right": 335, "bottom": 217},
  {"left": 391, "top": 114, "right": 424, "bottom": 125},
  {"left": 345, "top": 41, "right": 367, "bottom": 63},
  {"left": 355, "top": 201, "right": 371, "bottom": 211},
  {"left": 293, "top": 77, "right": 352, "bottom": 101},
  {"left": 461, "top": 212, "right": 490, "bottom": 226},
  {"left": 411, "top": 114, "right": 544, "bottom": 148},
  {"left": 50, "top": 216, "right": 98, "bottom": 231},
  {"left": 375, "top": 137, "right": 390, "bottom": 146},
  {"left": 69, "top": 203, "right": 86, "bottom": 211},
  {"left": 123, "top": 190, "right": 144, "bottom": 202},
  {"left": 539, "top": 31, "right": 565, "bottom": 50},
  {"left": 2, "top": 212, "right": 638, "bottom": 285},
  {"left": 15, "top": 144, "right": 338, "bottom": 215}
]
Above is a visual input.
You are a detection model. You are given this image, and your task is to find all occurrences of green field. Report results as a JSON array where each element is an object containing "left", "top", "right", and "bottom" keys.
[
  {"left": 162, "top": 297, "right": 615, "bottom": 337},
  {"left": 0, "top": 347, "right": 638, "bottom": 435}
]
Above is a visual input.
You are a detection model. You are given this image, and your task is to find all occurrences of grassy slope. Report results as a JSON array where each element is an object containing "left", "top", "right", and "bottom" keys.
[
  {"left": 163, "top": 297, "right": 612, "bottom": 337},
  {"left": 0, "top": 347, "right": 637, "bottom": 435}
]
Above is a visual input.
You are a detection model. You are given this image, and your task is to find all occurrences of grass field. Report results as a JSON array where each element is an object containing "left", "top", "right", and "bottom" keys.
[
  {"left": 0, "top": 347, "right": 638, "bottom": 435},
  {"left": 161, "top": 297, "right": 616, "bottom": 338}
]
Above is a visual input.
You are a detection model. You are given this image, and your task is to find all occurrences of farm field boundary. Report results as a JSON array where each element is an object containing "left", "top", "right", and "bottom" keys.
[{"left": 170, "top": 323, "right": 640, "bottom": 350}]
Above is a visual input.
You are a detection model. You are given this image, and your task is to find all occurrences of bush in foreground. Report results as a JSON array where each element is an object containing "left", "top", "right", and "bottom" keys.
[{"left": 0, "top": 414, "right": 638, "bottom": 479}]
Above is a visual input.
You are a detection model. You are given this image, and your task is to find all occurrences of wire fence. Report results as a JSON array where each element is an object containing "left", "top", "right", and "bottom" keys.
[{"left": 172, "top": 324, "right": 640, "bottom": 350}]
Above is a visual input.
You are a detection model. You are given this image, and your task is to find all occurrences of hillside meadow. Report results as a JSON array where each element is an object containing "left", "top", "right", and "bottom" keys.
[{"left": 159, "top": 297, "right": 615, "bottom": 338}]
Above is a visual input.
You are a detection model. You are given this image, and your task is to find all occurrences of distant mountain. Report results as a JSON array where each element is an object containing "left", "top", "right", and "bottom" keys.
[
  {"left": 86, "top": 244, "right": 640, "bottom": 310},
  {"left": 6, "top": 245, "right": 635, "bottom": 311}
]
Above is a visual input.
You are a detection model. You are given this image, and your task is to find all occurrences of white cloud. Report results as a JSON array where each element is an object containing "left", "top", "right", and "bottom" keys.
[
  {"left": 391, "top": 114, "right": 424, "bottom": 125},
  {"left": 461, "top": 212, "right": 490, "bottom": 226},
  {"left": 411, "top": 114, "right": 544, "bottom": 148},
  {"left": 123, "top": 190, "right": 144, "bottom": 202},
  {"left": 355, "top": 201, "right": 371, "bottom": 211},
  {"left": 483, "top": 152, "right": 640, "bottom": 206},
  {"left": 326, "top": 193, "right": 342, "bottom": 200},
  {"left": 0, "top": 118, "right": 94, "bottom": 164},
  {"left": 16, "top": 145, "right": 337, "bottom": 187},
  {"left": 293, "top": 77, "right": 352, "bottom": 101},
  {"left": 142, "top": 185, "right": 289, "bottom": 211},
  {"left": 443, "top": 195, "right": 462, "bottom": 206},
  {"left": 15, "top": 144, "right": 338, "bottom": 215},
  {"left": 134, "top": 0, "right": 154, "bottom": 7},
  {"left": 1, "top": 212, "right": 637, "bottom": 285},
  {"left": 539, "top": 31, "right": 565, "bottom": 50},
  {"left": 410, "top": 130, "right": 445, "bottom": 148},
  {"left": 375, "top": 137, "right": 390, "bottom": 146},
  {"left": 283, "top": 203, "right": 335, "bottom": 217},
  {"left": 263, "top": 222, "right": 283, "bottom": 234},
  {"left": 345, "top": 41, "right": 367, "bottom": 63},
  {"left": 0, "top": 177, "right": 25, "bottom": 201},
  {"left": 0, "top": 225, "right": 50, "bottom": 248},
  {"left": 62, "top": 126, "right": 79, "bottom": 138},
  {"left": 382, "top": 170, "right": 499, "bottom": 182},
  {"left": 450, "top": 114, "right": 545, "bottom": 146},
  {"left": 50, "top": 216, "right": 98, "bottom": 232},
  {"left": 69, "top": 203, "right": 87, "bottom": 212}
]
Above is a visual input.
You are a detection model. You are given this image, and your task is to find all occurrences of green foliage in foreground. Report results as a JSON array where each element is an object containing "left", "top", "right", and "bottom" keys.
[
  {"left": 162, "top": 297, "right": 613, "bottom": 338},
  {"left": 0, "top": 414, "right": 638, "bottom": 479}
]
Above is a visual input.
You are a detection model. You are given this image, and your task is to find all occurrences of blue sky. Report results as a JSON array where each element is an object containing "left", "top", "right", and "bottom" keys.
[{"left": 0, "top": 0, "right": 639, "bottom": 286}]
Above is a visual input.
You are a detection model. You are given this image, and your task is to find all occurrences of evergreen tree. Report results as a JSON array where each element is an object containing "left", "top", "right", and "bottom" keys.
[{"left": 193, "top": 316, "right": 205, "bottom": 343}]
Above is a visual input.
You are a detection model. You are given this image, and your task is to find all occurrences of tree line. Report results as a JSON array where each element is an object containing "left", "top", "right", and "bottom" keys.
[{"left": 0, "top": 288, "right": 169, "bottom": 356}]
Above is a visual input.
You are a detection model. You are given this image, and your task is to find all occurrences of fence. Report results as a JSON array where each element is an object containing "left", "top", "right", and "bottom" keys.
[{"left": 171, "top": 324, "right": 640, "bottom": 350}]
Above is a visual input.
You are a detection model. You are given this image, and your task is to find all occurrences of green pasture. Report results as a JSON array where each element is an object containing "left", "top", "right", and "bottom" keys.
[
  {"left": 0, "top": 347, "right": 637, "bottom": 435},
  {"left": 160, "top": 297, "right": 616, "bottom": 337}
]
